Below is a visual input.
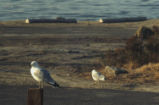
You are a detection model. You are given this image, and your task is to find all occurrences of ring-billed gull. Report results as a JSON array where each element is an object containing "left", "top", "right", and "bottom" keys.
[
  {"left": 91, "top": 69, "right": 105, "bottom": 81},
  {"left": 30, "top": 61, "right": 60, "bottom": 88}
]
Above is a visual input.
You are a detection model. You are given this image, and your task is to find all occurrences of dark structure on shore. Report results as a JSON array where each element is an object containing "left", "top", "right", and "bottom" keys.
[
  {"left": 26, "top": 17, "right": 77, "bottom": 23},
  {"left": 99, "top": 17, "right": 147, "bottom": 23}
]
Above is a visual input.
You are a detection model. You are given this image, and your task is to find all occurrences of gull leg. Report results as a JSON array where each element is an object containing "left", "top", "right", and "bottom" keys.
[
  {"left": 94, "top": 81, "right": 98, "bottom": 84},
  {"left": 94, "top": 81, "right": 97, "bottom": 84},
  {"left": 94, "top": 81, "right": 98, "bottom": 88},
  {"left": 98, "top": 81, "right": 101, "bottom": 88},
  {"left": 97, "top": 81, "right": 100, "bottom": 88},
  {"left": 98, "top": 81, "right": 103, "bottom": 88},
  {"left": 39, "top": 82, "right": 41, "bottom": 88},
  {"left": 42, "top": 81, "right": 44, "bottom": 88},
  {"left": 40, "top": 82, "right": 42, "bottom": 89}
]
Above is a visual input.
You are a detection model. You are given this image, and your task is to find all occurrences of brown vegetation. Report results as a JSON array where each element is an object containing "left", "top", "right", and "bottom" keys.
[
  {"left": 80, "top": 62, "right": 159, "bottom": 85},
  {"left": 104, "top": 25, "right": 159, "bottom": 69},
  {"left": 80, "top": 25, "right": 159, "bottom": 85}
]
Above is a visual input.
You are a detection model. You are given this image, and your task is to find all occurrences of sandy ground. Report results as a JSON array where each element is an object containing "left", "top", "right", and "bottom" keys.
[{"left": 1, "top": 19, "right": 159, "bottom": 105}]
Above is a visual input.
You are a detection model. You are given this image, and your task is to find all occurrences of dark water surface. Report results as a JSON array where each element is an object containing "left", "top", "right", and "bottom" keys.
[{"left": 0, "top": 0, "right": 159, "bottom": 21}]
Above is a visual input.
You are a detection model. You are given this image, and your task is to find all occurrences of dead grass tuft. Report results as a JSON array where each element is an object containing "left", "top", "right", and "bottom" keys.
[
  {"left": 80, "top": 63, "right": 159, "bottom": 85},
  {"left": 81, "top": 25, "right": 159, "bottom": 85},
  {"left": 102, "top": 25, "right": 159, "bottom": 69}
]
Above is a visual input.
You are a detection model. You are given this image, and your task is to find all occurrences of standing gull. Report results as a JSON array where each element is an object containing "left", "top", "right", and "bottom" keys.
[
  {"left": 91, "top": 69, "right": 105, "bottom": 82},
  {"left": 30, "top": 61, "right": 60, "bottom": 88}
]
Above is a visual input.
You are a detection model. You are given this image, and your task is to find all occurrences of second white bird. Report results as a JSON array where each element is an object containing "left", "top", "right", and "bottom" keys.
[{"left": 91, "top": 69, "right": 105, "bottom": 81}]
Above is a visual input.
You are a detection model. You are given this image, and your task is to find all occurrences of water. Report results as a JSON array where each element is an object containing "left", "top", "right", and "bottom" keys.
[{"left": 0, "top": 0, "right": 159, "bottom": 21}]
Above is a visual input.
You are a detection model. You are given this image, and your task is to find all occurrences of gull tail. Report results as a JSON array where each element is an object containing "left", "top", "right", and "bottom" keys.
[
  {"left": 48, "top": 82, "right": 60, "bottom": 88},
  {"left": 53, "top": 82, "right": 60, "bottom": 88}
]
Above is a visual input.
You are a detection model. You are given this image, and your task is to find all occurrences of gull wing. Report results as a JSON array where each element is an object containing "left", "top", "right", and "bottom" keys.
[
  {"left": 91, "top": 70, "right": 105, "bottom": 81},
  {"left": 92, "top": 71, "right": 100, "bottom": 81},
  {"left": 42, "top": 68, "right": 60, "bottom": 87},
  {"left": 99, "top": 74, "right": 105, "bottom": 81}
]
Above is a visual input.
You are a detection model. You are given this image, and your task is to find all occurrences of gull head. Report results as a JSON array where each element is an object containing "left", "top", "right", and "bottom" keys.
[
  {"left": 92, "top": 69, "right": 97, "bottom": 74},
  {"left": 31, "top": 61, "right": 39, "bottom": 67}
]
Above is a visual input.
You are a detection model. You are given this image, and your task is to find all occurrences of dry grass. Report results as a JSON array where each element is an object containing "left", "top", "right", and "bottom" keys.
[
  {"left": 80, "top": 25, "right": 159, "bottom": 85},
  {"left": 80, "top": 63, "right": 159, "bottom": 85},
  {"left": 134, "top": 63, "right": 159, "bottom": 80},
  {"left": 122, "top": 63, "right": 159, "bottom": 84}
]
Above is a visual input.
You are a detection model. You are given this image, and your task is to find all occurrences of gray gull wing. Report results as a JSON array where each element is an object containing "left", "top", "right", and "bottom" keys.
[{"left": 42, "top": 68, "right": 60, "bottom": 87}]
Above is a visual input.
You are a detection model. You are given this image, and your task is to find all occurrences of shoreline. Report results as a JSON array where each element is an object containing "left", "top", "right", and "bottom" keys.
[{"left": 0, "top": 19, "right": 159, "bottom": 28}]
